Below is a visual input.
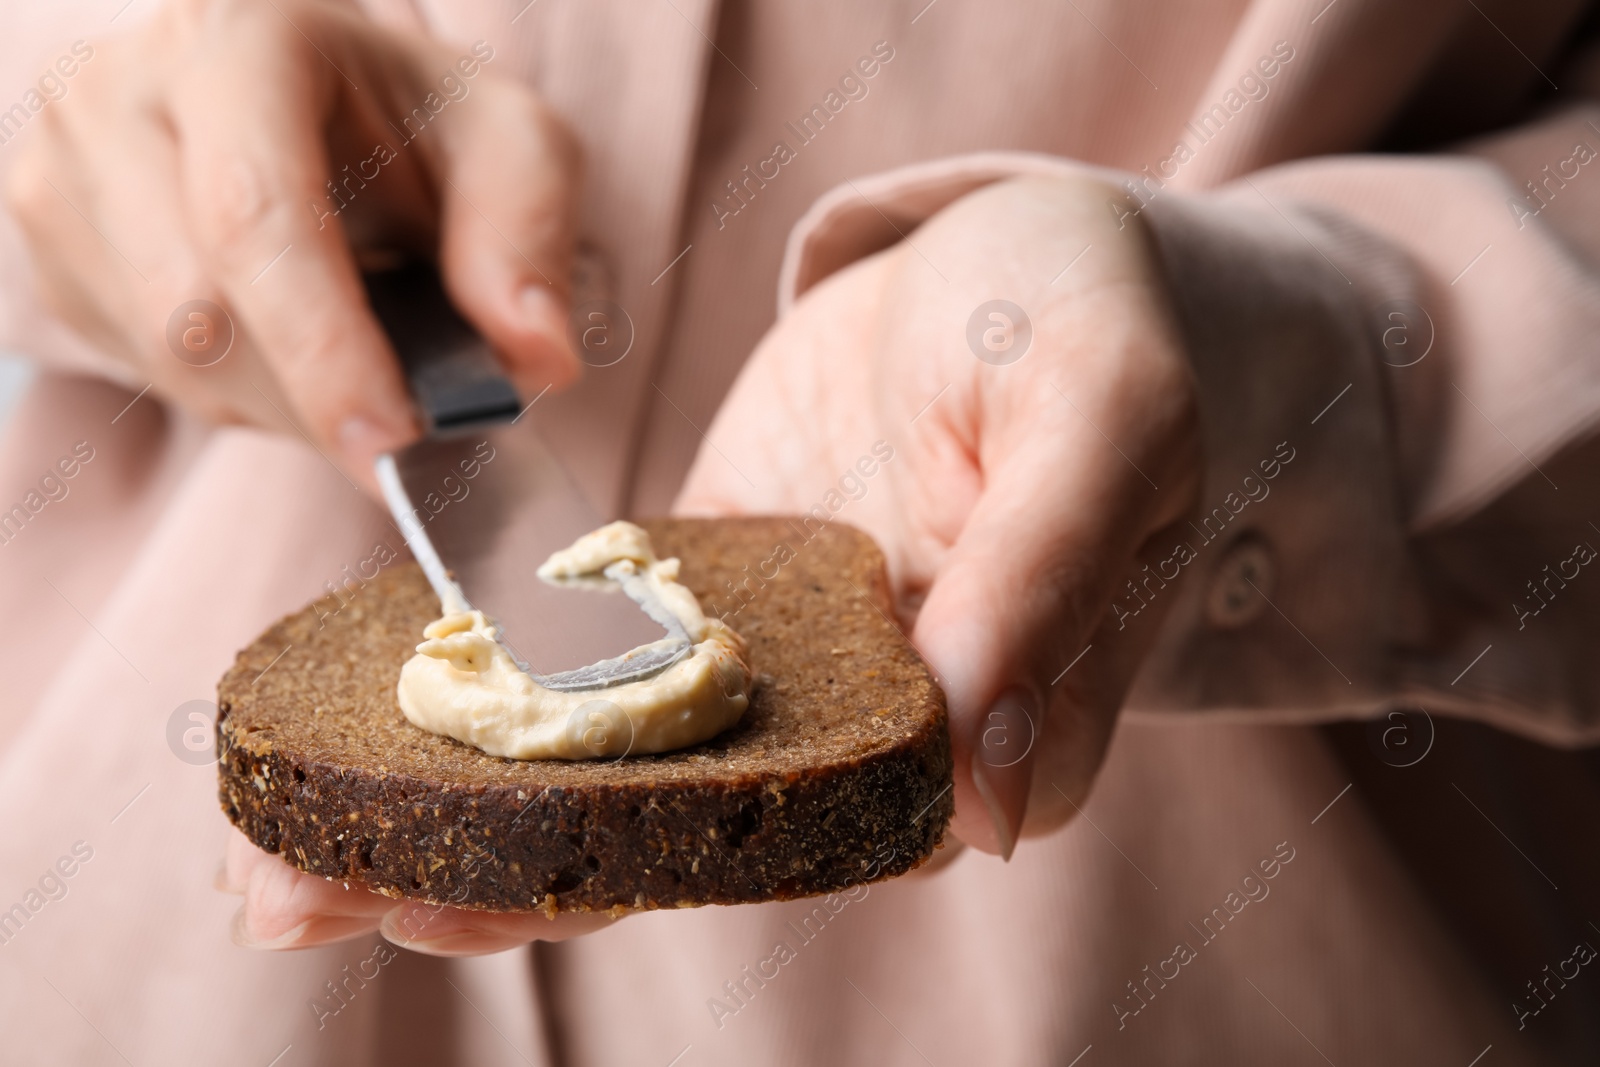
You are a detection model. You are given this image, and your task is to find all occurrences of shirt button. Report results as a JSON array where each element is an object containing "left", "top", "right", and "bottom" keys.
[{"left": 1206, "top": 536, "right": 1274, "bottom": 628}]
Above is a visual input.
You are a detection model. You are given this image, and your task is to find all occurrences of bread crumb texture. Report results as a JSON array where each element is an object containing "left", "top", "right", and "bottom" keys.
[{"left": 216, "top": 518, "right": 953, "bottom": 912}]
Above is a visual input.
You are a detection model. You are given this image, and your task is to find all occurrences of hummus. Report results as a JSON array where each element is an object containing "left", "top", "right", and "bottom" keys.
[{"left": 397, "top": 522, "right": 751, "bottom": 760}]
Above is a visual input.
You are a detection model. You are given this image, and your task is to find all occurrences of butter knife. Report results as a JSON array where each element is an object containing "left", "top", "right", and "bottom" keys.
[{"left": 366, "top": 262, "right": 688, "bottom": 690}]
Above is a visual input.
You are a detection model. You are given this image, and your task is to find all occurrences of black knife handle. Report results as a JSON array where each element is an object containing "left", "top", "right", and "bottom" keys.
[{"left": 365, "top": 262, "right": 522, "bottom": 435}]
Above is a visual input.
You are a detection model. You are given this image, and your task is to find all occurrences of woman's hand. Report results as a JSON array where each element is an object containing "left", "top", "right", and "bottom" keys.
[
  {"left": 677, "top": 174, "right": 1202, "bottom": 858},
  {"left": 224, "top": 171, "right": 1197, "bottom": 954},
  {"left": 16, "top": 0, "right": 596, "bottom": 955},
  {"left": 7, "top": 0, "right": 581, "bottom": 487},
  {"left": 220, "top": 828, "right": 614, "bottom": 954}
]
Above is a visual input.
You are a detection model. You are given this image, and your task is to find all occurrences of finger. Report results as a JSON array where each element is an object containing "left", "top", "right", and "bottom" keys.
[
  {"left": 380, "top": 901, "right": 618, "bottom": 957},
  {"left": 910, "top": 298, "right": 1196, "bottom": 860},
  {"left": 229, "top": 833, "right": 393, "bottom": 951},
  {"left": 169, "top": 12, "right": 417, "bottom": 485},
  {"left": 4, "top": 106, "right": 151, "bottom": 374},
  {"left": 218, "top": 827, "right": 259, "bottom": 894},
  {"left": 30, "top": 102, "right": 274, "bottom": 426},
  {"left": 428, "top": 71, "right": 582, "bottom": 397}
]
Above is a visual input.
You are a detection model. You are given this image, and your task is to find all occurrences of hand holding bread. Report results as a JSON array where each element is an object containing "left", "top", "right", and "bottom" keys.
[
  {"left": 222, "top": 172, "right": 1200, "bottom": 955},
  {"left": 678, "top": 173, "right": 1202, "bottom": 859}
]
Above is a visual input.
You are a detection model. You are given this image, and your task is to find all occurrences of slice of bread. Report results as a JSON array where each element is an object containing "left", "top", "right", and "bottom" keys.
[{"left": 217, "top": 518, "right": 953, "bottom": 913}]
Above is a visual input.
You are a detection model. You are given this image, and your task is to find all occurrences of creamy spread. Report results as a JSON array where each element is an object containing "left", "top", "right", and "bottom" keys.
[{"left": 397, "top": 522, "right": 751, "bottom": 760}]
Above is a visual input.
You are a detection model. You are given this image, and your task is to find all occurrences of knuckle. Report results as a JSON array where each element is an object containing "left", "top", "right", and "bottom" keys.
[{"left": 190, "top": 157, "right": 290, "bottom": 256}]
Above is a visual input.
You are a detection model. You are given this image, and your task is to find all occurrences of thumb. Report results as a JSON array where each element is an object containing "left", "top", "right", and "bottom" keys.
[
  {"left": 432, "top": 72, "right": 582, "bottom": 396},
  {"left": 909, "top": 390, "right": 1191, "bottom": 859}
]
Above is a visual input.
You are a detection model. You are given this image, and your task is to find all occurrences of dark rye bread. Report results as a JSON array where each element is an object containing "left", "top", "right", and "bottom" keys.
[{"left": 216, "top": 518, "right": 952, "bottom": 913}]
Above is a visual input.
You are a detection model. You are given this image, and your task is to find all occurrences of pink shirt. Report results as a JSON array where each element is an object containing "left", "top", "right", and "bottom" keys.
[{"left": 0, "top": 0, "right": 1594, "bottom": 1062}]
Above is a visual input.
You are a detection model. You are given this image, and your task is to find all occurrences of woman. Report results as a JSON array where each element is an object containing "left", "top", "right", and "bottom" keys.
[{"left": 0, "top": 0, "right": 1596, "bottom": 1062}]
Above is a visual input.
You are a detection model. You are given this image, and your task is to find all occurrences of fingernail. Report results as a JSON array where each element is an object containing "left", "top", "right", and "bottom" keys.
[
  {"left": 380, "top": 909, "right": 515, "bottom": 957},
  {"left": 518, "top": 284, "right": 578, "bottom": 369},
  {"left": 231, "top": 908, "right": 312, "bottom": 950},
  {"left": 518, "top": 283, "right": 564, "bottom": 330},
  {"left": 231, "top": 907, "right": 373, "bottom": 950},
  {"left": 970, "top": 686, "right": 1040, "bottom": 862},
  {"left": 338, "top": 414, "right": 412, "bottom": 469},
  {"left": 519, "top": 284, "right": 570, "bottom": 345},
  {"left": 385, "top": 928, "right": 518, "bottom": 957}
]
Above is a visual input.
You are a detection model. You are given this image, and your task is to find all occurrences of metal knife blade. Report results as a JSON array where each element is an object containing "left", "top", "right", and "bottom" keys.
[{"left": 367, "top": 263, "right": 684, "bottom": 686}]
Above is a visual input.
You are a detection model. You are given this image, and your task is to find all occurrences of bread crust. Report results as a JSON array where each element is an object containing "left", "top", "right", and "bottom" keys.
[{"left": 216, "top": 518, "right": 953, "bottom": 913}]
